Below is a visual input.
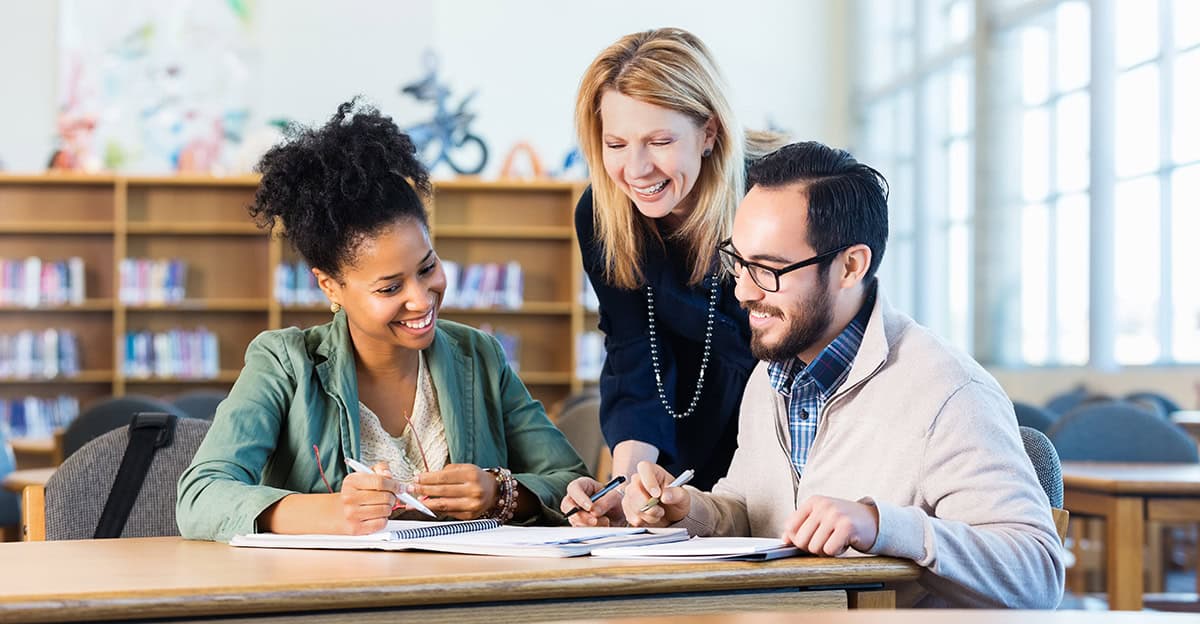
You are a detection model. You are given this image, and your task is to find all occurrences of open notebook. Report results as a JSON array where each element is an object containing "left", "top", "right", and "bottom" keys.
[
  {"left": 231, "top": 519, "right": 689, "bottom": 558},
  {"left": 590, "top": 537, "right": 801, "bottom": 561}
]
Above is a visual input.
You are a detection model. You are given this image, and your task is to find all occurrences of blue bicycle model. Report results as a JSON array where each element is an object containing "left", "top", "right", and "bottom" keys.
[{"left": 401, "top": 55, "right": 488, "bottom": 175}]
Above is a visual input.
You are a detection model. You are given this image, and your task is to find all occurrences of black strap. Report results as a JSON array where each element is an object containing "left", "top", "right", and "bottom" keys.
[{"left": 94, "top": 412, "right": 177, "bottom": 539}]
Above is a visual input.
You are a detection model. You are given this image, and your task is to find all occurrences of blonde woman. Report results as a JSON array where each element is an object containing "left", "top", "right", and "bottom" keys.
[{"left": 561, "top": 28, "right": 782, "bottom": 526}]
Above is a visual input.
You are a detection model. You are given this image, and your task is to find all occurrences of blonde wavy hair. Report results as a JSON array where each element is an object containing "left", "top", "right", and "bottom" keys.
[{"left": 576, "top": 27, "right": 783, "bottom": 289}]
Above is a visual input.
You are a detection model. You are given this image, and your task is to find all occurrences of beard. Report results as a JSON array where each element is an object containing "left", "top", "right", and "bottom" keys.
[{"left": 746, "top": 270, "right": 834, "bottom": 363}]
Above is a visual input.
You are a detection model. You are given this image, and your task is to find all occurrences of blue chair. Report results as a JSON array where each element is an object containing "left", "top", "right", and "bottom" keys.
[
  {"left": 1045, "top": 385, "right": 1090, "bottom": 417},
  {"left": 0, "top": 436, "right": 19, "bottom": 529},
  {"left": 1123, "top": 391, "right": 1181, "bottom": 418},
  {"left": 1014, "top": 401, "right": 1058, "bottom": 434},
  {"left": 60, "top": 395, "right": 186, "bottom": 461},
  {"left": 1047, "top": 401, "right": 1198, "bottom": 463},
  {"left": 170, "top": 389, "right": 227, "bottom": 421}
]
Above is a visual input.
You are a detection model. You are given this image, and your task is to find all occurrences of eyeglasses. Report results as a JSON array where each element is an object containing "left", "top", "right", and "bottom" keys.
[{"left": 717, "top": 238, "right": 850, "bottom": 293}]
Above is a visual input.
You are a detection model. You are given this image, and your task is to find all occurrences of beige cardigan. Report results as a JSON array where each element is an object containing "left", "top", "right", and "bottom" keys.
[{"left": 678, "top": 292, "right": 1065, "bottom": 608}]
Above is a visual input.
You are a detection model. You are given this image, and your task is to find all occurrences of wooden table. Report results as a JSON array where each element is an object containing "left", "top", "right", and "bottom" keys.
[
  {"left": 1171, "top": 410, "right": 1200, "bottom": 445},
  {"left": 1, "top": 467, "right": 54, "bottom": 494},
  {"left": 577, "top": 611, "right": 1200, "bottom": 623},
  {"left": 1061, "top": 461, "right": 1200, "bottom": 611},
  {"left": 0, "top": 537, "right": 921, "bottom": 623}
]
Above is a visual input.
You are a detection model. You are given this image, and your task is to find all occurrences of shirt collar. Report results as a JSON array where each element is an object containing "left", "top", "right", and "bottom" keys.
[{"left": 767, "top": 280, "right": 878, "bottom": 398}]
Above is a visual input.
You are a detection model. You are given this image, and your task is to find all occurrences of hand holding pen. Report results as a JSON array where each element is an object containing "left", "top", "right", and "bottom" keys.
[
  {"left": 345, "top": 457, "right": 437, "bottom": 518},
  {"left": 624, "top": 462, "right": 695, "bottom": 528},
  {"left": 561, "top": 475, "right": 628, "bottom": 526}
]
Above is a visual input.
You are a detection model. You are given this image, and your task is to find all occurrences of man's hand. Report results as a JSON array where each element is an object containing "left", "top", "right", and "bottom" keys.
[
  {"left": 781, "top": 495, "right": 879, "bottom": 556},
  {"left": 622, "top": 461, "right": 691, "bottom": 527}
]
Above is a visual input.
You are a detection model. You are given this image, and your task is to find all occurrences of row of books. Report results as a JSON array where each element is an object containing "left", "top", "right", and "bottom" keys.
[
  {"left": 443, "top": 261, "right": 523, "bottom": 309},
  {"left": 0, "top": 395, "right": 79, "bottom": 439},
  {"left": 0, "top": 257, "right": 86, "bottom": 307},
  {"left": 0, "top": 329, "right": 81, "bottom": 379},
  {"left": 273, "top": 260, "right": 325, "bottom": 306},
  {"left": 119, "top": 258, "right": 188, "bottom": 305},
  {"left": 123, "top": 328, "right": 220, "bottom": 379}
]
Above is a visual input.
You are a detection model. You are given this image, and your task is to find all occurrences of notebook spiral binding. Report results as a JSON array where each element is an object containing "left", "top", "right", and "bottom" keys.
[{"left": 390, "top": 518, "right": 502, "bottom": 540}]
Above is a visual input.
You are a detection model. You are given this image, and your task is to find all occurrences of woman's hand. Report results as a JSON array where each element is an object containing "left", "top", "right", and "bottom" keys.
[
  {"left": 411, "top": 464, "right": 499, "bottom": 520},
  {"left": 560, "top": 476, "right": 626, "bottom": 527},
  {"left": 336, "top": 461, "right": 403, "bottom": 535}
]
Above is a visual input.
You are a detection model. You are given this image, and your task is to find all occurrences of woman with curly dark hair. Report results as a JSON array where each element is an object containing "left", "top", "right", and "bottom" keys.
[{"left": 177, "top": 99, "right": 588, "bottom": 542}]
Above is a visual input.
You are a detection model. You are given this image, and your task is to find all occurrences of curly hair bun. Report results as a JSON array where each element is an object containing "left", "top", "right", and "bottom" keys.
[{"left": 248, "top": 97, "right": 431, "bottom": 277}]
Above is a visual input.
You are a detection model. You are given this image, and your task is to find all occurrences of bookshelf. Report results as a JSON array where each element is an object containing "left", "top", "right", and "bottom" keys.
[{"left": 0, "top": 174, "right": 591, "bottom": 439}]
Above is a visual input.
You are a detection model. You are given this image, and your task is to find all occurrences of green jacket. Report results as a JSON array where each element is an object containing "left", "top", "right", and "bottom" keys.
[{"left": 177, "top": 313, "right": 589, "bottom": 542}]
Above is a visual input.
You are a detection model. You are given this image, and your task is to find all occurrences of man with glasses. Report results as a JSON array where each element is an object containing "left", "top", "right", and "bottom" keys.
[{"left": 618, "top": 142, "right": 1064, "bottom": 608}]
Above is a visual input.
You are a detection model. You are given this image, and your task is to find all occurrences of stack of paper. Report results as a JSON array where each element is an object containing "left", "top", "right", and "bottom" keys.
[
  {"left": 590, "top": 537, "right": 801, "bottom": 561},
  {"left": 231, "top": 520, "right": 689, "bottom": 558}
]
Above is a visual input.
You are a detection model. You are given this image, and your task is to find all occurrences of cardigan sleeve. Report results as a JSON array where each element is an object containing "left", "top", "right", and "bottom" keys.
[
  {"left": 575, "top": 188, "right": 679, "bottom": 461},
  {"left": 865, "top": 379, "right": 1066, "bottom": 608}
]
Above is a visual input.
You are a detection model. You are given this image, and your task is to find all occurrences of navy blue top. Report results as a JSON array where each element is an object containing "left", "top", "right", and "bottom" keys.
[{"left": 576, "top": 187, "right": 756, "bottom": 490}]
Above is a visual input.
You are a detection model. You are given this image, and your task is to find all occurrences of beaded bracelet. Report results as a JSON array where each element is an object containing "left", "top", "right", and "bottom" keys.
[{"left": 483, "top": 467, "right": 518, "bottom": 523}]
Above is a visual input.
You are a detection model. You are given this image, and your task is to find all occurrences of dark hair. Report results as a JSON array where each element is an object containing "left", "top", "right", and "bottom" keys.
[
  {"left": 747, "top": 141, "right": 889, "bottom": 281},
  {"left": 249, "top": 98, "right": 431, "bottom": 280}
]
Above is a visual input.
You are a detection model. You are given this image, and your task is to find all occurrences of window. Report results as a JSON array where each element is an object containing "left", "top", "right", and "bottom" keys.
[
  {"left": 853, "top": 0, "right": 1199, "bottom": 367},
  {"left": 854, "top": 0, "right": 975, "bottom": 351}
]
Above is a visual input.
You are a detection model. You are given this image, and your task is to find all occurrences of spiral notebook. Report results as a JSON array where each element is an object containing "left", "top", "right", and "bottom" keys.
[{"left": 230, "top": 519, "right": 689, "bottom": 558}]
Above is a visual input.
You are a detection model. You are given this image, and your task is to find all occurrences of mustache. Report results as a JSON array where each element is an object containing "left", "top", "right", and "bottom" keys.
[{"left": 743, "top": 302, "right": 783, "bottom": 318}]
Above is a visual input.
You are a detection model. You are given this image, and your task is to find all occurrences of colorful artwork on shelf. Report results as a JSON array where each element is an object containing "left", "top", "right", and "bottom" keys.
[{"left": 57, "top": 0, "right": 260, "bottom": 174}]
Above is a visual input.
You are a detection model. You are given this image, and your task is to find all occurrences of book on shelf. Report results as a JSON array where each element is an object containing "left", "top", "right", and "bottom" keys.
[
  {"left": 120, "top": 258, "right": 187, "bottom": 305},
  {"left": 0, "top": 257, "right": 86, "bottom": 307},
  {"left": 274, "top": 260, "right": 324, "bottom": 306},
  {"left": 124, "top": 328, "right": 219, "bottom": 379},
  {"left": 230, "top": 518, "right": 689, "bottom": 558},
  {"left": 0, "top": 395, "right": 79, "bottom": 439},
  {"left": 590, "top": 536, "right": 801, "bottom": 562},
  {"left": 0, "top": 329, "right": 80, "bottom": 380},
  {"left": 442, "top": 261, "right": 524, "bottom": 309}
]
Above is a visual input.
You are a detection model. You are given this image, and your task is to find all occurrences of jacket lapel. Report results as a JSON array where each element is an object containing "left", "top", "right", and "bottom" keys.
[{"left": 313, "top": 312, "right": 361, "bottom": 460}]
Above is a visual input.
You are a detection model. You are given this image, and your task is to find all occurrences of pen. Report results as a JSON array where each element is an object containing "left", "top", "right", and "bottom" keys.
[
  {"left": 638, "top": 468, "right": 695, "bottom": 513},
  {"left": 564, "top": 475, "right": 627, "bottom": 518},
  {"left": 344, "top": 457, "right": 437, "bottom": 518}
]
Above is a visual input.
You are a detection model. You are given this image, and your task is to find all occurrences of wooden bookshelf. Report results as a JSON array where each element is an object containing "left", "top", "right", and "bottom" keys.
[{"left": 0, "top": 174, "right": 589, "bottom": 418}]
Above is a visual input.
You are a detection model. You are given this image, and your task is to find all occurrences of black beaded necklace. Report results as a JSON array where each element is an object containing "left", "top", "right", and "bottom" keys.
[{"left": 644, "top": 273, "right": 719, "bottom": 419}]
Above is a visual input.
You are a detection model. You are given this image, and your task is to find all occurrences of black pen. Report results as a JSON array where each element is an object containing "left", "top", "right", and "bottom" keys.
[{"left": 564, "top": 475, "right": 627, "bottom": 518}]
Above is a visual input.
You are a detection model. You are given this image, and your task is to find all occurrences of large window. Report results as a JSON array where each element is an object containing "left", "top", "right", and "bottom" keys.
[
  {"left": 855, "top": 0, "right": 975, "bottom": 351},
  {"left": 853, "top": 0, "right": 1200, "bottom": 367},
  {"left": 1110, "top": 0, "right": 1200, "bottom": 364}
]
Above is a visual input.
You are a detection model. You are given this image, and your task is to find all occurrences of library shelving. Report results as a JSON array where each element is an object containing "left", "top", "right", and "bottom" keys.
[{"left": 0, "top": 174, "right": 592, "bottom": 438}]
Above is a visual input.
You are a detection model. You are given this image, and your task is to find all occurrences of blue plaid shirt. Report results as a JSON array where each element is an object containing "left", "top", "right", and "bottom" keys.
[{"left": 767, "top": 286, "right": 876, "bottom": 476}]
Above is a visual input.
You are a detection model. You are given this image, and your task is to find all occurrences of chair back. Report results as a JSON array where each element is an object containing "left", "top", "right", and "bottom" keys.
[
  {"left": 1019, "top": 426, "right": 1069, "bottom": 543},
  {"left": 554, "top": 389, "right": 605, "bottom": 477},
  {"left": 1014, "top": 401, "right": 1058, "bottom": 433},
  {"left": 61, "top": 395, "right": 184, "bottom": 460},
  {"left": 170, "top": 389, "right": 227, "bottom": 421},
  {"left": 1047, "top": 401, "right": 1199, "bottom": 463},
  {"left": 1123, "top": 390, "right": 1180, "bottom": 418},
  {"left": 1044, "top": 385, "right": 1089, "bottom": 416},
  {"left": 38, "top": 417, "right": 210, "bottom": 540}
]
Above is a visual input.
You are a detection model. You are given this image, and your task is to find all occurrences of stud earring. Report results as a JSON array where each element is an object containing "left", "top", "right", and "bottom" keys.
[
  {"left": 330, "top": 302, "right": 341, "bottom": 313},
  {"left": 702, "top": 147, "right": 712, "bottom": 158}
]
